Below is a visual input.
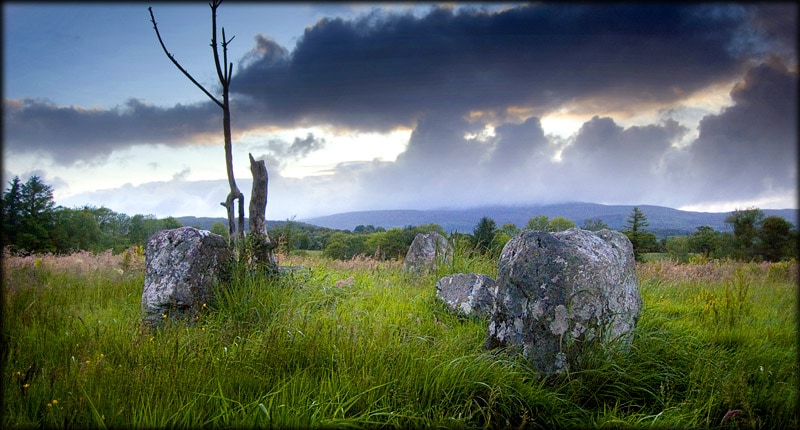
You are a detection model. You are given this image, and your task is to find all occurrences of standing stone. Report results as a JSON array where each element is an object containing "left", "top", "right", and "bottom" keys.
[
  {"left": 403, "top": 232, "right": 453, "bottom": 274},
  {"left": 484, "top": 228, "right": 641, "bottom": 375},
  {"left": 436, "top": 273, "right": 495, "bottom": 318},
  {"left": 142, "top": 227, "right": 231, "bottom": 329}
]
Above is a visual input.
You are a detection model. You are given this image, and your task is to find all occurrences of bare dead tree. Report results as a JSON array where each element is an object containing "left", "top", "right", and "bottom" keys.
[{"left": 148, "top": 0, "right": 244, "bottom": 239}]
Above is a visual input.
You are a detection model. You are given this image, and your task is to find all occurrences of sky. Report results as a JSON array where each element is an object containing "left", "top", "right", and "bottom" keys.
[{"left": 3, "top": 2, "right": 798, "bottom": 221}]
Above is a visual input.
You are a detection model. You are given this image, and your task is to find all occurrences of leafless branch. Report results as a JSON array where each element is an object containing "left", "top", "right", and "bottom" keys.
[
  {"left": 148, "top": 7, "right": 223, "bottom": 109},
  {"left": 210, "top": 1, "right": 227, "bottom": 88}
]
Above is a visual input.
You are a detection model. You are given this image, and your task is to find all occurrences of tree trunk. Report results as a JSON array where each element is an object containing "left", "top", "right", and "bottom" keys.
[
  {"left": 248, "top": 153, "right": 277, "bottom": 271},
  {"left": 222, "top": 86, "right": 244, "bottom": 240}
]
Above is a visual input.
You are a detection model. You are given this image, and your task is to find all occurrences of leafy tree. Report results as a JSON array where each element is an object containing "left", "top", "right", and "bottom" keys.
[
  {"left": 526, "top": 215, "right": 549, "bottom": 231},
  {"left": 211, "top": 221, "right": 229, "bottom": 239},
  {"left": 270, "top": 219, "right": 312, "bottom": 254},
  {"left": 725, "top": 208, "right": 764, "bottom": 260},
  {"left": 295, "top": 232, "right": 312, "bottom": 250},
  {"left": 85, "top": 206, "right": 131, "bottom": 252},
  {"left": 449, "top": 232, "right": 473, "bottom": 250},
  {"left": 50, "top": 207, "right": 103, "bottom": 253},
  {"left": 354, "top": 225, "right": 385, "bottom": 234},
  {"left": 624, "top": 207, "right": 650, "bottom": 262},
  {"left": 128, "top": 214, "right": 164, "bottom": 246},
  {"left": 665, "top": 235, "right": 691, "bottom": 263},
  {"left": 388, "top": 229, "right": 410, "bottom": 259},
  {"left": 582, "top": 218, "right": 610, "bottom": 231},
  {"left": 547, "top": 216, "right": 576, "bottom": 232},
  {"left": 399, "top": 226, "right": 422, "bottom": 253},
  {"left": 273, "top": 220, "right": 295, "bottom": 254},
  {"left": 757, "top": 216, "right": 795, "bottom": 262},
  {"left": 689, "top": 226, "right": 717, "bottom": 257},
  {"left": 638, "top": 231, "right": 659, "bottom": 254},
  {"left": 323, "top": 232, "right": 367, "bottom": 260},
  {"left": 2, "top": 176, "right": 23, "bottom": 247},
  {"left": 161, "top": 216, "right": 183, "bottom": 229},
  {"left": 12, "top": 176, "right": 58, "bottom": 253},
  {"left": 365, "top": 229, "right": 405, "bottom": 260},
  {"left": 364, "top": 230, "right": 388, "bottom": 259},
  {"left": 713, "top": 232, "right": 737, "bottom": 260},
  {"left": 499, "top": 223, "right": 519, "bottom": 237},
  {"left": 414, "top": 223, "right": 447, "bottom": 237},
  {"left": 362, "top": 224, "right": 447, "bottom": 260},
  {"left": 626, "top": 207, "right": 648, "bottom": 232},
  {"left": 472, "top": 217, "right": 498, "bottom": 254}
]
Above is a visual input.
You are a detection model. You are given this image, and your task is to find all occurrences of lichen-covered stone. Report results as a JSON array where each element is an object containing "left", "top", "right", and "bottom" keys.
[
  {"left": 436, "top": 273, "right": 496, "bottom": 318},
  {"left": 484, "top": 228, "right": 641, "bottom": 374},
  {"left": 142, "top": 227, "right": 231, "bottom": 329},
  {"left": 403, "top": 232, "right": 453, "bottom": 274}
]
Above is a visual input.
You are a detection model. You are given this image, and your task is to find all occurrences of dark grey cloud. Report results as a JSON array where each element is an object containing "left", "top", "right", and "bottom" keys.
[
  {"left": 288, "top": 133, "right": 326, "bottom": 158},
  {"left": 233, "top": 3, "right": 778, "bottom": 130},
  {"left": 5, "top": 4, "right": 793, "bottom": 165},
  {"left": 485, "top": 116, "right": 550, "bottom": 174},
  {"left": 2, "top": 96, "right": 277, "bottom": 166},
  {"left": 347, "top": 55, "right": 795, "bottom": 211},
  {"left": 350, "top": 112, "right": 551, "bottom": 209},
  {"left": 561, "top": 116, "right": 686, "bottom": 171},
  {"left": 553, "top": 116, "right": 689, "bottom": 203},
  {"left": 356, "top": 112, "right": 486, "bottom": 208},
  {"left": 748, "top": 3, "right": 798, "bottom": 63},
  {"left": 248, "top": 133, "right": 327, "bottom": 171},
  {"left": 687, "top": 57, "right": 797, "bottom": 200},
  {"left": 3, "top": 98, "right": 221, "bottom": 165},
  {"left": 397, "top": 112, "right": 484, "bottom": 168}
]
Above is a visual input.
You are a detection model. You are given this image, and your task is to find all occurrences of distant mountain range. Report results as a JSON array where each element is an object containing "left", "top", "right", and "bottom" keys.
[
  {"left": 176, "top": 202, "right": 798, "bottom": 239},
  {"left": 299, "top": 202, "right": 799, "bottom": 239}
]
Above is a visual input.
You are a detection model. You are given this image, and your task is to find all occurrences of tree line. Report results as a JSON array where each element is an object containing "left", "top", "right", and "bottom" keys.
[
  {"left": 285, "top": 206, "right": 794, "bottom": 263},
  {"left": 2, "top": 176, "right": 182, "bottom": 255},
  {"left": 3, "top": 176, "right": 796, "bottom": 262}
]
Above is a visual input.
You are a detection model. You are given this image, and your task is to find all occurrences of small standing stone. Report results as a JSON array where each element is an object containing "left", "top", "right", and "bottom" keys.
[
  {"left": 404, "top": 232, "right": 453, "bottom": 274},
  {"left": 141, "top": 227, "right": 231, "bottom": 329}
]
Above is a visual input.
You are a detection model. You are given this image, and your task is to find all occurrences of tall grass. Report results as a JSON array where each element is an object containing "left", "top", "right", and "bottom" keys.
[{"left": 3, "top": 248, "right": 797, "bottom": 428}]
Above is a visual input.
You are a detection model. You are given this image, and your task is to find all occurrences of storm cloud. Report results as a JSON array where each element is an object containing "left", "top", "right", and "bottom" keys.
[
  {"left": 233, "top": 3, "right": 763, "bottom": 129},
  {"left": 686, "top": 58, "right": 797, "bottom": 202},
  {"left": 3, "top": 98, "right": 220, "bottom": 165},
  {"left": 4, "top": 3, "right": 797, "bottom": 217}
]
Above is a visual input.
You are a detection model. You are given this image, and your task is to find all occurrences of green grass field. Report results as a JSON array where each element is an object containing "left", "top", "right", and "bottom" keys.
[{"left": 3, "top": 249, "right": 797, "bottom": 428}]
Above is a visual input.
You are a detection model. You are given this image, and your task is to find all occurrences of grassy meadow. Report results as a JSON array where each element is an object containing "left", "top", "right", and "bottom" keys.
[{"left": 2, "top": 246, "right": 797, "bottom": 428}]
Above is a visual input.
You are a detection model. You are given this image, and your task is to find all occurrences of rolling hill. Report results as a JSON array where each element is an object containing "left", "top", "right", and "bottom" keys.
[
  {"left": 176, "top": 202, "right": 797, "bottom": 239},
  {"left": 300, "top": 202, "right": 798, "bottom": 239}
]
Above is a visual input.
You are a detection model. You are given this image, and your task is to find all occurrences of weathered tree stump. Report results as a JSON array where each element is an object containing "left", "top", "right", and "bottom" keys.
[{"left": 248, "top": 153, "right": 278, "bottom": 272}]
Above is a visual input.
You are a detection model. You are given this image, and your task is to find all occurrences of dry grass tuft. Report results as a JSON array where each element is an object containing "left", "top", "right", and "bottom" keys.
[
  {"left": 278, "top": 253, "right": 403, "bottom": 273},
  {"left": 2, "top": 245, "right": 146, "bottom": 279},
  {"left": 636, "top": 259, "right": 797, "bottom": 285}
]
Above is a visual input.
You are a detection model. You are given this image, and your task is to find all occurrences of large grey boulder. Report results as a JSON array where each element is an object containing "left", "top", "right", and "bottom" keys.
[
  {"left": 142, "top": 227, "right": 231, "bottom": 329},
  {"left": 436, "top": 273, "right": 495, "bottom": 318},
  {"left": 403, "top": 232, "right": 453, "bottom": 274},
  {"left": 484, "top": 228, "right": 641, "bottom": 375}
]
